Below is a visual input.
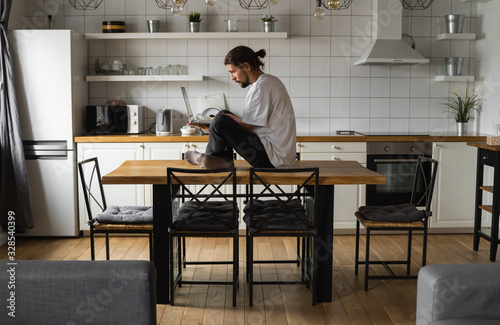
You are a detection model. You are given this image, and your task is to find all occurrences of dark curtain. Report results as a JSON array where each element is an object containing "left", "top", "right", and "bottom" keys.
[{"left": 0, "top": 0, "right": 33, "bottom": 230}]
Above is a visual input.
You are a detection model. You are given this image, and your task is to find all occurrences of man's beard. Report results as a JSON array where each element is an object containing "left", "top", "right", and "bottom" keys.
[{"left": 236, "top": 71, "right": 250, "bottom": 88}]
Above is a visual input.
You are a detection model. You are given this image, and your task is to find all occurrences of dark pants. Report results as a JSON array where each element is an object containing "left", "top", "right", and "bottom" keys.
[{"left": 205, "top": 111, "right": 274, "bottom": 168}]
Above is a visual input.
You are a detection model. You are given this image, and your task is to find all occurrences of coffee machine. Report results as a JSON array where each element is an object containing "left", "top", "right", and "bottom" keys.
[{"left": 156, "top": 108, "right": 172, "bottom": 135}]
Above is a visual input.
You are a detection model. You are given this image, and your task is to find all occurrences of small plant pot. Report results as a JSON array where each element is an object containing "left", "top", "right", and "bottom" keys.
[
  {"left": 263, "top": 21, "right": 275, "bottom": 32},
  {"left": 189, "top": 22, "right": 200, "bottom": 33},
  {"left": 457, "top": 122, "right": 468, "bottom": 136}
]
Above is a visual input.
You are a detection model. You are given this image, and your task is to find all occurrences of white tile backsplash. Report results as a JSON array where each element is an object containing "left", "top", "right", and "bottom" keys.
[
  {"left": 310, "top": 98, "right": 330, "bottom": 118},
  {"left": 21, "top": 0, "right": 478, "bottom": 135}
]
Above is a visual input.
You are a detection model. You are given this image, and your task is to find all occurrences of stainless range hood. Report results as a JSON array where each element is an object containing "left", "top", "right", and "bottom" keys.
[{"left": 354, "top": 0, "right": 429, "bottom": 66}]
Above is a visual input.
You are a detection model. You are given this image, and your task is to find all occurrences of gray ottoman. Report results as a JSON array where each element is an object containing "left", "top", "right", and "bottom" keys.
[
  {"left": 417, "top": 263, "right": 500, "bottom": 325},
  {"left": 0, "top": 260, "right": 156, "bottom": 325}
]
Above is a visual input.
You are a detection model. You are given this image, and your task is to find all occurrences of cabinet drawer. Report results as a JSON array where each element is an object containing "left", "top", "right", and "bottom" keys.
[
  {"left": 301, "top": 152, "right": 366, "bottom": 163},
  {"left": 299, "top": 142, "right": 366, "bottom": 153}
]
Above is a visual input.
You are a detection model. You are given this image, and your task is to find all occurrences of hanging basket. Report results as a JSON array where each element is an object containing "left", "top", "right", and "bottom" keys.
[
  {"left": 68, "top": 0, "right": 103, "bottom": 10},
  {"left": 400, "top": 0, "right": 434, "bottom": 10}
]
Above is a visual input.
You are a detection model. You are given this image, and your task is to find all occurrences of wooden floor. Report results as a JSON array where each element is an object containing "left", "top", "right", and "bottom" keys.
[{"left": 1, "top": 233, "right": 493, "bottom": 324}]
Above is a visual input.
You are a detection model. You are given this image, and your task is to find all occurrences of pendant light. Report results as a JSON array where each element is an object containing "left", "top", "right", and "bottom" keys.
[
  {"left": 318, "top": 0, "right": 353, "bottom": 11},
  {"left": 205, "top": 0, "right": 216, "bottom": 6},
  {"left": 313, "top": 0, "right": 325, "bottom": 20},
  {"left": 155, "top": 0, "right": 187, "bottom": 14},
  {"left": 400, "top": 0, "right": 434, "bottom": 10},
  {"left": 238, "top": 0, "right": 271, "bottom": 10},
  {"left": 68, "top": 0, "right": 103, "bottom": 10}
]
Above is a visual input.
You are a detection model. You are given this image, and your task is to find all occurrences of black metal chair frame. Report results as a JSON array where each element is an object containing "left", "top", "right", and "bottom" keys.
[
  {"left": 78, "top": 157, "right": 154, "bottom": 261},
  {"left": 355, "top": 156, "right": 438, "bottom": 290},
  {"left": 167, "top": 167, "right": 239, "bottom": 306},
  {"left": 246, "top": 167, "right": 319, "bottom": 306}
]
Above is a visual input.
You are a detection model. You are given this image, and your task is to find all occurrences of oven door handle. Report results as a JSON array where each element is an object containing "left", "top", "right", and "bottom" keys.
[{"left": 373, "top": 158, "right": 420, "bottom": 163}]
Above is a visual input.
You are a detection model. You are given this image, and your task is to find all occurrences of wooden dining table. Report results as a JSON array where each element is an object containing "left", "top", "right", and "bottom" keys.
[{"left": 102, "top": 159, "right": 386, "bottom": 304}]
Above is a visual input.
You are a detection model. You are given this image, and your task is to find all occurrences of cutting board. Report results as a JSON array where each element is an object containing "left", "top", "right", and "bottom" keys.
[{"left": 198, "top": 93, "right": 226, "bottom": 112}]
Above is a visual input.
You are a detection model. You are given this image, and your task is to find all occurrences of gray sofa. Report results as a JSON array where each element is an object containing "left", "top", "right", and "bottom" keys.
[
  {"left": 416, "top": 263, "right": 500, "bottom": 325},
  {"left": 0, "top": 260, "right": 156, "bottom": 325}
]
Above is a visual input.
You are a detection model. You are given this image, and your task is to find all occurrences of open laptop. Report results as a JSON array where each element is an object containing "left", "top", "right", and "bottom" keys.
[{"left": 181, "top": 87, "right": 213, "bottom": 125}]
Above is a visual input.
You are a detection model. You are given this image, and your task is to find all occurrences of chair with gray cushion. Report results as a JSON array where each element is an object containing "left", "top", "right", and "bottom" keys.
[
  {"left": 244, "top": 167, "right": 319, "bottom": 306},
  {"left": 0, "top": 260, "right": 156, "bottom": 325},
  {"left": 354, "top": 156, "right": 438, "bottom": 290},
  {"left": 78, "top": 157, "right": 153, "bottom": 260},
  {"left": 167, "top": 167, "right": 239, "bottom": 306}
]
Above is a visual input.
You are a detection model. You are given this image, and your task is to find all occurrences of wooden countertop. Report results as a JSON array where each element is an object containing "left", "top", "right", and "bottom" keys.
[
  {"left": 467, "top": 142, "right": 500, "bottom": 151},
  {"left": 75, "top": 133, "right": 487, "bottom": 143},
  {"left": 102, "top": 159, "right": 386, "bottom": 186}
]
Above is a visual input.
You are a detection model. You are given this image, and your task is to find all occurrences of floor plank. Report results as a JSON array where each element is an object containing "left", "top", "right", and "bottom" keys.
[{"left": 1, "top": 233, "right": 490, "bottom": 324}]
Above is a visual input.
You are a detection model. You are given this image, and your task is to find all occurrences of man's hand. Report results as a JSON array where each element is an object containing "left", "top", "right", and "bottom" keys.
[
  {"left": 223, "top": 113, "right": 255, "bottom": 132},
  {"left": 189, "top": 122, "right": 210, "bottom": 132},
  {"left": 224, "top": 112, "right": 242, "bottom": 123}
]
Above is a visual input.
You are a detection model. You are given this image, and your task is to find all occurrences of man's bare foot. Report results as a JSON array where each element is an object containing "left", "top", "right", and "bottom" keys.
[
  {"left": 184, "top": 151, "right": 200, "bottom": 165},
  {"left": 197, "top": 154, "right": 234, "bottom": 170}
]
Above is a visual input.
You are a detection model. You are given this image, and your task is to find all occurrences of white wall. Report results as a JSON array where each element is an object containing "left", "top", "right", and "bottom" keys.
[
  {"left": 477, "top": 1, "right": 500, "bottom": 136},
  {"left": 16, "top": 0, "right": 479, "bottom": 135}
]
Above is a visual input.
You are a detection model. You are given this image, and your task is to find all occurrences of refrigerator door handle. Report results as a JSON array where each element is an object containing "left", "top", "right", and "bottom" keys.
[{"left": 23, "top": 140, "right": 68, "bottom": 160}]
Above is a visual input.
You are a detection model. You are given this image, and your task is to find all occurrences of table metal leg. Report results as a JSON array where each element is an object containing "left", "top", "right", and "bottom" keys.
[
  {"left": 473, "top": 149, "right": 484, "bottom": 251},
  {"left": 153, "top": 184, "right": 170, "bottom": 304},
  {"left": 314, "top": 185, "right": 334, "bottom": 303}
]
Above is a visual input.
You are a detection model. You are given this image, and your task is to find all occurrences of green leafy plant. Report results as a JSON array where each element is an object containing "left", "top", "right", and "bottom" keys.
[
  {"left": 443, "top": 86, "right": 482, "bottom": 123},
  {"left": 188, "top": 11, "right": 202, "bottom": 23},
  {"left": 261, "top": 14, "right": 277, "bottom": 22}
]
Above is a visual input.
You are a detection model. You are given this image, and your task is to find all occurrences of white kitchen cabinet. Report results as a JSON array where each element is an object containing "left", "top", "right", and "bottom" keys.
[
  {"left": 143, "top": 142, "right": 209, "bottom": 204},
  {"left": 77, "top": 143, "right": 145, "bottom": 231},
  {"left": 431, "top": 142, "right": 477, "bottom": 229},
  {"left": 298, "top": 142, "right": 367, "bottom": 230}
]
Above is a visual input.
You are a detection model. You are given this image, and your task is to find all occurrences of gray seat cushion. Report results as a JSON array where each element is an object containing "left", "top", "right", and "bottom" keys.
[
  {"left": 0, "top": 260, "right": 156, "bottom": 325},
  {"left": 172, "top": 200, "right": 237, "bottom": 231},
  {"left": 96, "top": 205, "right": 153, "bottom": 224},
  {"left": 431, "top": 321, "right": 500, "bottom": 325},
  {"left": 243, "top": 199, "right": 311, "bottom": 232},
  {"left": 359, "top": 203, "right": 426, "bottom": 222}
]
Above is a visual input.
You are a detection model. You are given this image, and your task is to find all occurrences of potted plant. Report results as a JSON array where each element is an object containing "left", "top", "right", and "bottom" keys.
[
  {"left": 261, "top": 14, "right": 277, "bottom": 32},
  {"left": 188, "top": 11, "right": 201, "bottom": 32},
  {"left": 443, "top": 86, "right": 482, "bottom": 135}
]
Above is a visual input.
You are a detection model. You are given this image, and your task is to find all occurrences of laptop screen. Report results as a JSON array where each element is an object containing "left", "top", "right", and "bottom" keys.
[{"left": 181, "top": 86, "right": 194, "bottom": 122}]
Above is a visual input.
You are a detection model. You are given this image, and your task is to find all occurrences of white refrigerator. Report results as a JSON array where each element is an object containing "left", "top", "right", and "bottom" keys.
[{"left": 9, "top": 30, "right": 87, "bottom": 236}]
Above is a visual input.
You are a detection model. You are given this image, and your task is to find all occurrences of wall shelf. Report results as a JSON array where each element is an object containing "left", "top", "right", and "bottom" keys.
[
  {"left": 86, "top": 75, "right": 205, "bottom": 82},
  {"left": 436, "top": 33, "right": 476, "bottom": 40},
  {"left": 435, "top": 75, "right": 475, "bottom": 82},
  {"left": 85, "top": 32, "right": 288, "bottom": 40}
]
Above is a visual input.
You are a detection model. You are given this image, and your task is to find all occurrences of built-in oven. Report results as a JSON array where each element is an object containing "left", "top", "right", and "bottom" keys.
[{"left": 366, "top": 142, "right": 432, "bottom": 206}]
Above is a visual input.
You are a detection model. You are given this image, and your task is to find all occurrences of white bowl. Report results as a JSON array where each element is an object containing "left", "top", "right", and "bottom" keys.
[{"left": 180, "top": 127, "right": 196, "bottom": 135}]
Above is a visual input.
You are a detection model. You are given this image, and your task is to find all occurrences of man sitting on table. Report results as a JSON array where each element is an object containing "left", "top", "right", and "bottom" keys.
[{"left": 185, "top": 45, "right": 296, "bottom": 169}]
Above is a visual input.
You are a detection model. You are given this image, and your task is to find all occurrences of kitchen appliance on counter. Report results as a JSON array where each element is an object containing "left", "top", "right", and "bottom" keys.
[
  {"left": 156, "top": 108, "right": 173, "bottom": 135},
  {"left": 9, "top": 29, "right": 87, "bottom": 236},
  {"left": 366, "top": 141, "right": 432, "bottom": 206},
  {"left": 86, "top": 105, "right": 142, "bottom": 134}
]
